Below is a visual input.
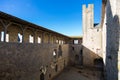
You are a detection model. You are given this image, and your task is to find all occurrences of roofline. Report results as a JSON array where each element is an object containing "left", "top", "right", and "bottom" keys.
[
  {"left": 70, "top": 36, "right": 83, "bottom": 38},
  {"left": 0, "top": 11, "right": 70, "bottom": 38}
]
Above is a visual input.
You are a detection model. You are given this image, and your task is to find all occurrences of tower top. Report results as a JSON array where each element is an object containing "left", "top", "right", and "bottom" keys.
[{"left": 82, "top": 4, "right": 94, "bottom": 9}]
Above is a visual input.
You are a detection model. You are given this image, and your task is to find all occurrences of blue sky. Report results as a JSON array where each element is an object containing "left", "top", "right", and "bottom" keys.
[{"left": 0, "top": 0, "right": 102, "bottom": 36}]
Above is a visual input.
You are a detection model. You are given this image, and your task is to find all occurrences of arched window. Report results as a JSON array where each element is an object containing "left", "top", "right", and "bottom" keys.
[
  {"left": 38, "top": 36, "right": 41, "bottom": 43},
  {"left": 29, "top": 35, "right": 34, "bottom": 43},
  {"left": 18, "top": 33, "right": 22, "bottom": 43}
]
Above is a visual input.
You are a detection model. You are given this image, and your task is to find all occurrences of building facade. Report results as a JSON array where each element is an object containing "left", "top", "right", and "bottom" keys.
[
  {"left": 0, "top": 11, "right": 82, "bottom": 80},
  {"left": 82, "top": 0, "right": 120, "bottom": 80}
]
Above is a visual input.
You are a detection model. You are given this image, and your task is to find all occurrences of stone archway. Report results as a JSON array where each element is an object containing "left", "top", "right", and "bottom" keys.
[
  {"left": 7, "top": 23, "right": 23, "bottom": 42},
  {"left": 23, "top": 27, "right": 34, "bottom": 43}
]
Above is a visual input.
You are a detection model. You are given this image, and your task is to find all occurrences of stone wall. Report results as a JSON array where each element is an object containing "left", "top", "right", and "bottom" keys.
[
  {"left": 69, "top": 44, "right": 82, "bottom": 65},
  {"left": 102, "top": 0, "right": 120, "bottom": 80},
  {"left": 82, "top": 4, "right": 103, "bottom": 67},
  {"left": 0, "top": 42, "right": 70, "bottom": 80},
  {"left": 0, "top": 11, "right": 83, "bottom": 80}
]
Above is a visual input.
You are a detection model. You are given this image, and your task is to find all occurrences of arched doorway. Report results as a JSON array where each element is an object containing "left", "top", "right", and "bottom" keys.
[{"left": 94, "top": 58, "right": 104, "bottom": 70}]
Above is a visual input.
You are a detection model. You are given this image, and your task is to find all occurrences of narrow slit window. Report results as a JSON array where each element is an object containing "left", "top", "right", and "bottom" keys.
[
  {"left": 6, "top": 33, "right": 9, "bottom": 42},
  {"left": 1, "top": 31, "right": 4, "bottom": 42},
  {"left": 61, "top": 40, "right": 64, "bottom": 44},
  {"left": 18, "top": 33, "right": 22, "bottom": 43},
  {"left": 56, "top": 40, "right": 58, "bottom": 44}
]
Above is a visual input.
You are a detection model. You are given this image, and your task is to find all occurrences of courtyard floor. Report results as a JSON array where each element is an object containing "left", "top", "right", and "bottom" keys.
[{"left": 53, "top": 66, "right": 104, "bottom": 80}]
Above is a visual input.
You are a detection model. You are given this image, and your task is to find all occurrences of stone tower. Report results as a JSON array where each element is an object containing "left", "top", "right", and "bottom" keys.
[
  {"left": 82, "top": 4, "right": 94, "bottom": 45},
  {"left": 82, "top": 4, "right": 102, "bottom": 67}
]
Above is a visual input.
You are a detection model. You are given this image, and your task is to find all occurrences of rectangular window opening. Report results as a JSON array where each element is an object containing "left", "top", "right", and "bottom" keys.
[
  {"left": 56, "top": 40, "right": 58, "bottom": 44},
  {"left": 59, "top": 40, "right": 61, "bottom": 44},
  {"left": 6, "top": 33, "right": 9, "bottom": 42},
  {"left": 74, "top": 40, "right": 78, "bottom": 44}
]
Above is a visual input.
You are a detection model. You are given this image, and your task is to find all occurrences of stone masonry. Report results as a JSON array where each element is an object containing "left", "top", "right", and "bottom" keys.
[
  {"left": 1, "top": 0, "right": 120, "bottom": 80},
  {"left": 82, "top": 4, "right": 102, "bottom": 67},
  {"left": 0, "top": 11, "right": 82, "bottom": 80},
  {"left": 82, "top": 0, "right": 120, "bottom": 80}
]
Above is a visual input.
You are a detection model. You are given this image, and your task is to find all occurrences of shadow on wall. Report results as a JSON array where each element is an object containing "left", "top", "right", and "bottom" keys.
[
  {"left": 105, "top": 0, "right": 119, "bottom": 80},
  {"left": 69, "top": 45, "right": 83, "bottom": 66},
  {"left": 82, "top": 46, "right": 104, "bottom": 69},
  {"left": 69, "top": 44, "right": 104, "bottom": 70}
]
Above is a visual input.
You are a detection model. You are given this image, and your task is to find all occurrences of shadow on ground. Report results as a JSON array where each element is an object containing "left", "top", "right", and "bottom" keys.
[{"left": 53, "top": 66, "right": 104, "bottom": 80}]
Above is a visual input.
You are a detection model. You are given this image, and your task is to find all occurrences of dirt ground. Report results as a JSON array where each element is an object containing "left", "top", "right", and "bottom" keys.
[{"left": 53, "top": 66, "right": 104, "bottom": 80}]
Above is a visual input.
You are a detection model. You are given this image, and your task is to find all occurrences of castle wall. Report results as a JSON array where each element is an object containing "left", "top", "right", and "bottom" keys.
[
  {"left": 82, "top": 4, "right": 102, "bottom": 67},
  {"left": 102, "top": 0, "right": 120, "bottom": 80},
  {"left": 69, "top": 44, "right": 82, "bottom": 65},
  {"left": 0, "top": 43, "right": 70, "bottom": 80},
  {"left": 0, "top": 12, "right": 83, "bottom": 80}
]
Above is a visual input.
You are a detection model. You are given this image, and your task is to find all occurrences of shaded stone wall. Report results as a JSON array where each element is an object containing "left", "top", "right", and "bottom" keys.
[
  {"left": 102, "top": 0, "right": 120, "bottom": 80},
  {"left": 69, "top": 45, "right": 82, "bottom": 65},
  {"left": 0, "top": 43, "right": 70, "bottom": 80}
]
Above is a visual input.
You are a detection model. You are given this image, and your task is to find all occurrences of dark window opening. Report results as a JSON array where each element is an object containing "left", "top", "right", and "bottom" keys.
[
  {"left": 94, "top": 58, "right": 104, "bottom": 70},
  {"left": 64, "top": 60, "right": 66, "bottom": 67},
  {"left": 55, "top": 65, "right": 58, "bottom": 72},
  {"left": 58, "top": 45, "right": 62, "bottom": 57},
  {"left": 40, "top": 73, "right": 44, "bottom": 80},
  {"left": 75, "top": 55, "right": 79, "bottom": 61},
  {"left": 72, "top": 47, "right": 74, "bottom": 51},
  {"left": 49, "top": 74, "right": 51, "bottom": 78}
]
